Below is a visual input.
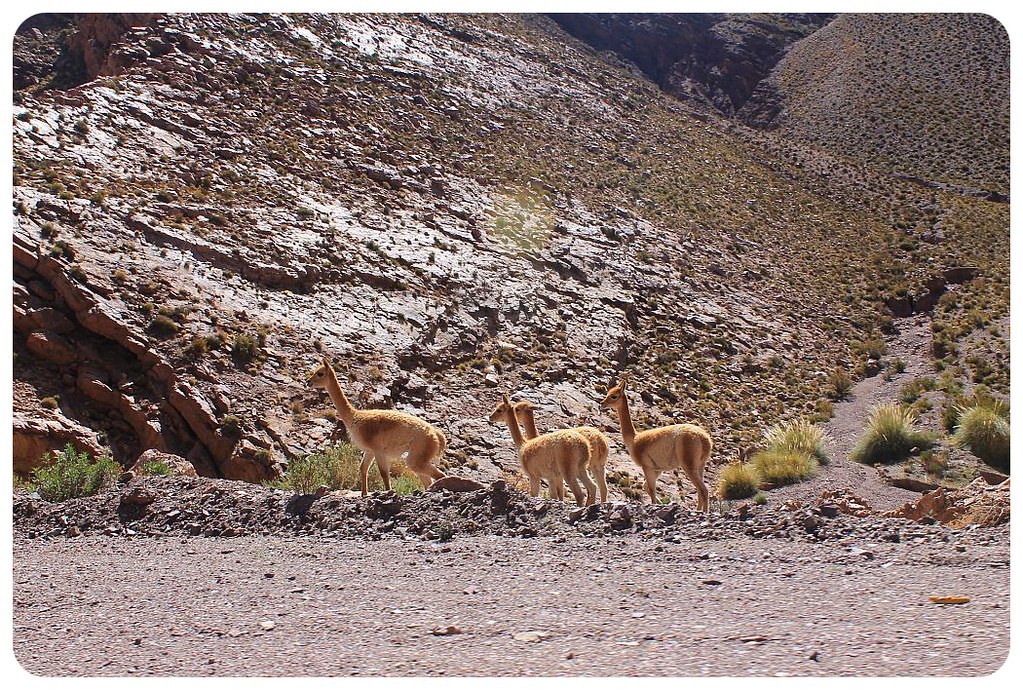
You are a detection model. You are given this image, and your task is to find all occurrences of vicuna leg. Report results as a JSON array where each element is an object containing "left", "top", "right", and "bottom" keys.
[
  {"left": 565, "top": 472, "right": 586, "bottom": 507},
  {"left": 578, "top": 468, "right": 597, "bottom": 506},
  {"left": 376, "top": 455, "right": 392, "bottom": 492},
  {"left": 360, "top": 451, "right": 374, "bottom": 497},
  {"left": 681, "top": 463, "right": 710, "bottom": 513},
  {"left": 407, "top": 441, "right": 444, "bottom": 490},
  {"left": 528, "top": 475, "right": 541, "bottom": 498},
  {"left": 592, "top": 462, "right": 608, "bottom": 503},
  {"left": 643, "top": 467, "right": 661, "bottom": 504}
]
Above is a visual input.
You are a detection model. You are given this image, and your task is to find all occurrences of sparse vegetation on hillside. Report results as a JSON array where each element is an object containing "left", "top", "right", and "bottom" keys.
[
  {"left": 764, "top": 13, "right": 1008, "bottom": 194},
  {"left": 10, "top": 13, "right": 1009, "bottom": 482}
]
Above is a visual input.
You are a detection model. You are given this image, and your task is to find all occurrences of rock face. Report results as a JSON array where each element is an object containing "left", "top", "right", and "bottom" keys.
[{"left": 549, "top": 13, "right": 832, "bottom": 115}]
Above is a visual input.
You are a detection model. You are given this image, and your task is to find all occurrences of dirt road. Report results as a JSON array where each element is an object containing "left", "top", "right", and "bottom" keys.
[{"left": 13, "top": 532, "right": 1009, "bottom": 677}]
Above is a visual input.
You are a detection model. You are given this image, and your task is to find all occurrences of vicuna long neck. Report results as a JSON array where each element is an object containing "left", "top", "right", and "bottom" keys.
[
  {"left": 504, "top": 406, "right": 527, "bottom": 451},
  {"left": 616, "top": 396, "right": 637, "bottom": 451},
  {"left": 519, "top": 409, "right": 539, "bottom": 440},
  {"left": 324, "top": 367, "right": 358, "bottom": 424}
]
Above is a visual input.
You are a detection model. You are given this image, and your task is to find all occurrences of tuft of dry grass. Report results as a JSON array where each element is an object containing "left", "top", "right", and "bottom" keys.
[
  {"left": 849, "top": 403, "right": 937, "bottom": 465},
  {"left": 953, "top": 402, "right": 1009, "bottom": 472},
  {"left": 764, "top": 418, "right": 830, "bottom": 465},
  {"left": 749, "top": 449, "right": 818, "bottom": 489},
  {"left": 717, "top": 462, "right": 759, "bottom": 499}
]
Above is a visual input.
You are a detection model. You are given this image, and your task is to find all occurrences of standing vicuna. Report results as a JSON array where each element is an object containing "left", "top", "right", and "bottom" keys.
[
  {"left": 489, "top": 394, "right": 596, "bottom": 506},
  {"left": 512, "top": 400, "right": 610, "bottom": 504},
  {"left": 599, "top": 376, "right": 712, "bottom": 511},
  {"left": 308, "top": 357, "right": 446, "bottom": 495}
]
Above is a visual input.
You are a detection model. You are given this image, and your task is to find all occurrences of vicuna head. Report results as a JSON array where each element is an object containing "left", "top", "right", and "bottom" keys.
[
  {"left": 600, "top": 376, "right": 629, "bottom": 410},
  {"left": 512, "top": 400, "right": 539, "bottom": 415},
  {"left": 488, "top": 394, "right": 514, "bottom": 423},
  {"left": 308, "top": 357, "right": 335, "bottom": 390}
]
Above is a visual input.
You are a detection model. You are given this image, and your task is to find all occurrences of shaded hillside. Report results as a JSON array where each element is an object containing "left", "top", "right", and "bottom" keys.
[
  {"left": 11, "top": 13, "right": 1009, "bottom": 502},
  {"left": 741, "top": 13, "right": 1009, "bottom": 196},
  {"left": 549, "top": 13, "right": 832, "bottom": 116}
]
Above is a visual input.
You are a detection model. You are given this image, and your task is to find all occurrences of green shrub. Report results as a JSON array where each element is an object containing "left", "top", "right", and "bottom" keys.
[
  {"left": 809, "top": 399, "right": 835, "bottom": 423},
  {"left": 392, "top": 474, "right": 420, "bottom": 496},
  {"left": 750, "top": 449, "right": 818, "bottom": 488},
  {"left": 899, "top": 376, "right": 936, "bottom": 404},
  {"left": 849, "top": 403, "right": 937, "bottom": 465},
  {"left": 954, "top": 403, "right": 1010, "bottom": 472},
  {"left": 40, "top": 396, "right": 59, "bottom": 410},
  {"left": 764, "top": 418, "right": 830, "bottom": 465},
  {"left": 139, "top": 460, "right": 172, "bottom": 476},
  {"left": 753, "top": 491, "right": 768, "bottom": 505},
  {"left": 268, "top": 443, "right": 421, "bottom": 495},
  {"left": 231, "top": 333, "right": 260, "bottom": 363},
  {"left": 34, "top": 444, "right": 119, "bottom": 502},
  {"left": 717, "top": 463, "right": 759, "bottom": 499}
]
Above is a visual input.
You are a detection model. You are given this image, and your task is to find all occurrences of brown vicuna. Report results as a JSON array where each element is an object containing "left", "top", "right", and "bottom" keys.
[
  {"left": 309, "top": 357, "right": 446, "bottom": 496},
  {"left": 599, "top": 376, "right": 712, "bottom": 511},
  {"left": 512, "top": 400, "right": 609, "bottom": 504},
  {"left": 489, "top": 394, "right": 594, "bottom": 506}
]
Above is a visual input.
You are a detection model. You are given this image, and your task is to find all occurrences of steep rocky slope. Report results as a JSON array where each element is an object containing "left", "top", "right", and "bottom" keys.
[{"left": 11, "top": 13, "right": 1009, "bottom": 502}]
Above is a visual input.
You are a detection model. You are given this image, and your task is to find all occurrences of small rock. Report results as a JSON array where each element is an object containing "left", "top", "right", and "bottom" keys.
[
  {"left": 428, "top": 476, "right": 486, "bottom": 493},
  {"left": 259, "top": 620, "right": 276, "bottom": 631},
  {"left": 430, "top": 625, "right": 463, "bottom": 636},
  {"left": 513, "top": 631, "right": 549, "bottom": 643},
  {"left": 608, "top": 502, "right": 633, "bottom": 530}
]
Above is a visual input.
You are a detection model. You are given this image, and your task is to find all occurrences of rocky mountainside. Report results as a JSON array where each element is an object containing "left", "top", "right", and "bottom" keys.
[{"left": 12, "top": 13, "right": 1009, "bottom": 500}]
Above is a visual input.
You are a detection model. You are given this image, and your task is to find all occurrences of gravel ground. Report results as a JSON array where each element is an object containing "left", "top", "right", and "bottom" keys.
[
  {"left": 13, "top": 532, "right": 1009, "bottom": 677},
  {"left": 12, "top": 471, "right": 1011, "bottom": 677}
]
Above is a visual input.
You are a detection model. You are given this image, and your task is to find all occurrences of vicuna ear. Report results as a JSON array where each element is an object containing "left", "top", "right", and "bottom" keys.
[
  {"left": 619, "top": 375, "right": 629, "bottom": 389},
  {"left": 321, "top": 356, "right": 333, "bottom": 369}
]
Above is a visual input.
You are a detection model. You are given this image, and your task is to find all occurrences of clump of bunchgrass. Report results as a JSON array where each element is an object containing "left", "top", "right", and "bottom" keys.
[
  {"left": 749, "top": 448, "right": 818, "bottom": 488},
  {"left": 764, "top": 418, "right": 830, "bottom": 465},
  {"left": 716, "top": 462, "right": 759, "bottom": 499},
  {"left": 849, "top": 403, "right": 937, "bottom": 465},
  {"left": 828, "top": 367, "right": 853, "bottom": 400},
  {"left": 953, "top": 402, "right": 1009, "bottom": 472},
  {"left": 33, "top": 443, "right": 119, "bottom": 502}
]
